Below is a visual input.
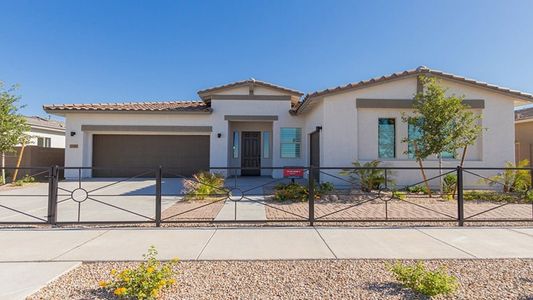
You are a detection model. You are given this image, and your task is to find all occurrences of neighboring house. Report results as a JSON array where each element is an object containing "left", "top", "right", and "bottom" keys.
[
  {"left": 4, "top": 116, "right": 65, "bottom": 179},
  {"left": 515, "top": 107, "right": 533, "bottom": 165},
  {"left": 44, "top": 66, "right": 533, "bottom": 183},
  {"left": 24, "top": 116, "right": 66, "bottom": 148}
]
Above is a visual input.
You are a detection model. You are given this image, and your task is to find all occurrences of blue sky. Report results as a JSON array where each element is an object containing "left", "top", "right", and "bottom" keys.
[{"left": 1, "top": 0, "right": 533, "bottom": 117}]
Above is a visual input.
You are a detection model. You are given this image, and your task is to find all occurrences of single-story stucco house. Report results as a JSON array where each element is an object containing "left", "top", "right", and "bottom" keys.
[
  {"left": 24, "top": 116, "right": 65, "bottom": 148},
  {"left": 44, "top": 66, "right": 533, "bottom": 183},
  {"left": 5, "top": 116, "right": 65, "bottom": 178}
]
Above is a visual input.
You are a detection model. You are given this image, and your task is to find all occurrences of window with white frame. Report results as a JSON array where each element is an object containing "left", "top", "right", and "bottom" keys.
[{"left": 37, "top": 137, "right": 51, "bottom": 148}]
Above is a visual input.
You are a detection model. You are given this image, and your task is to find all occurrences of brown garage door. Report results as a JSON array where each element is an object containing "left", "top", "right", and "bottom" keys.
[{"left": 92, "top": 134, "right": 210, "bottom": 177}]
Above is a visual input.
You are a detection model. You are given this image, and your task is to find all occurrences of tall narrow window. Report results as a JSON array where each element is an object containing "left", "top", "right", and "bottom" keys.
[
  {"left": 280, "top": 128, "right": 301, "bottom": 158},
  {"left": 232, "top": 131, "right": 239, "bottom": 159},
  {"left": 378, "top": 118, "right": 395, "bottom": 158},
  {"left": 262, "top": 131, "right": 270, "bottom": 158}
]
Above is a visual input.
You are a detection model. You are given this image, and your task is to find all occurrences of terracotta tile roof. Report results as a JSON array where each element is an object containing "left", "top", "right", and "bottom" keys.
[
  {"left": 515, "top": 107, "right": 533, "bottom": 121},
  {"left": 197, "top": 78, "right": 303, "bottom": 98},
  {"left": 25, "top": 116, "right": 65, "bottom": 130},
  {"left": 43, "top": 101, "right": 211, "bottom": 113},
  {"left": 293, "top": 66, "right": 533, "bottom": 114}
]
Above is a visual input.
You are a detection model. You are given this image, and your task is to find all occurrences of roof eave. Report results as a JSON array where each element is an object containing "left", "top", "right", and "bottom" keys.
[
  {"left": 197, "top": 80, "right": 303, "bottom": 101},
  {"left": 294, "top": 69, "right": 533, "bottom": 114},
  {"left": 43, "top": 107, "right": 213, "bottom": 115},
  {"left": 29, "top": 124, "right": 65, "bottom": 133}
]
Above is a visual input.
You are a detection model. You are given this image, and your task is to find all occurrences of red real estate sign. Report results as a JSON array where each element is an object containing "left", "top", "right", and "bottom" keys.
[{"left": 283, "top": 167, "right": 304, "bottom": 178}]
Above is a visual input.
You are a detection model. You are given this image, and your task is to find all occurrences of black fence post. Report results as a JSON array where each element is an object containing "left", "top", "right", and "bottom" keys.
[
  {"left": 47, "top": 166, "right": 54, "bottom": 224},
  {"left": 53, "top": 165, "right": 59, "bottom": 225},
  {"left": 384, "top": 169, "right": 388, "bottom": 189},
  {"left": 457, "top": 166, "right": 464, "bottom": 227},
  {"left": 47, "top": 166, "right": 58, "bottom": 225},
  {"left": 308, "top": 166, "right": 315, "bottom": 226},
  {"left": 155, "top": 166, "right": 162, "bottom": 227}
]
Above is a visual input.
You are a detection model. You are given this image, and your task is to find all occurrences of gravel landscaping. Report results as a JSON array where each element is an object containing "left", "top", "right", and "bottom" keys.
[{"left": 29, "top": 259, "right": 533, "bottom": 299}]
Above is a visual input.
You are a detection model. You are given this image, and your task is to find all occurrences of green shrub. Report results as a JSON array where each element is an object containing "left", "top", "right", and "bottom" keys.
[
  {"left": 340, "top": 160, "right": 392, "bottom": 192},
  {"left": 389, "top": 261, "right": 458, "bottom": 298},
  {"left": 317, "top": 181, "right": 334, "bottom": 194},
  {"left": 183, "top": 172, "right": 227, "bottom": 200},
  {"left": 442, "top": 174, "right": 457, "bottom": 200},
  {"left": 274, "top": 182, "right": 308, "bottom": 201},
  {"left": 12, "top": 174, "right": 35, "bottom": 186},
  {"left": 406, "top": 184, "right": 430, "bottom": 195},
  {"left": 486, "top": 159, "right": 531, "bottom": 193},
  {"left": 463, "top": 190, "right": 532, "bottom": 203},
  {"left": 273, "top": 181, "right": 335, "bottom": 202},
  {"left": 392, "top": 190, "right": 407, "bottom": 200},
  {"left": 99, "top": 246, "right": 179, "bottom": 299}
]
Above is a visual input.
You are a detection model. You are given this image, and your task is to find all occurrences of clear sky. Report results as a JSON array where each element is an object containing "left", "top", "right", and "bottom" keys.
[{"left": 1, "top": 0, "right": 533, "bottom": 118}]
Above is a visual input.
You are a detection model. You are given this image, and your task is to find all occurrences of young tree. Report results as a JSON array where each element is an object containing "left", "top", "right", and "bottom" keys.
[
  {"left": 0, "top": 82, "right": 29, "bottom": 184},
  {"left": 403, "top": 76, "right": 482, "bottom": 194},
  {"left": 447, "top": 106, "right": 483, "bottom": 168}
]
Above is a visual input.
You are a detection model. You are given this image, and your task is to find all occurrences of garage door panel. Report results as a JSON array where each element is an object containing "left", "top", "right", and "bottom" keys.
[{"left": 92, "top": 135, "right": 210, "bottom": 177}]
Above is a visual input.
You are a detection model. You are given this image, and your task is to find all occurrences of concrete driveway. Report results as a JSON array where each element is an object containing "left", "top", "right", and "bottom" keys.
[{"left": 0, "top": 178, "right": 185, "bottom": 223}]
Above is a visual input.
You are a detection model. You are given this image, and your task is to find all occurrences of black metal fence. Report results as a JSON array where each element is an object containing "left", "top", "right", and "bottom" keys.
[{"left": 0, "top": 165, "right": 532, "bottom": 226}]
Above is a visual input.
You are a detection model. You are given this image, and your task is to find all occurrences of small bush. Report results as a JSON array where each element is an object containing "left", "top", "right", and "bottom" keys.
[
  {"left": 183, "top": 171, "right": 227, "bottom": 200},
  {"left": 463, "top": 190, "right": 531, "bottom": 203},
  {"left": 99, "top": 246, "right": 179, "bottom": 300},
  {"left": 406, "top": 184, "right": 430, "bottom": 195},
  {"left": 389, "top": 261, "right": 458, "bottom": 298},
  {"left": 274, "top": 182, "right": 308, "bottom": 201},
  {"left": 317, "top": 181, "right": 334, "bottom": 194},
  {"left": 13, "top": 175, "right": 35, "bottom": 186},
  {"left": 340, "top": 160, "right": 393, "bottom": 192},
  {"left": 392, "top": 190, "right": 406, "bottom": 200},
  {"left": 273, "top": 181, "right": 335, "bottom": 202},
  {"left": 442, "top": 174, "right": 457, "bottom": 200},
  {"left": 486, "top": 159, "right": 531, "bottom": 193}
]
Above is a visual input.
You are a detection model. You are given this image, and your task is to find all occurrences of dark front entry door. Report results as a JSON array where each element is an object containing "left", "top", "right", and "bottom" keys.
[
  {"left": 310, "top": 130, "right": 320, "bottom": 181},
  {"left": 241, "top": 131, "right": 261, "bottom": 176}
]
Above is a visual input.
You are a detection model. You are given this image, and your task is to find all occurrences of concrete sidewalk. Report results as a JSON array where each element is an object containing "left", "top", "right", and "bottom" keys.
[
  {"left": 1, "top": 226, "right": 533, "bottom": 261},
  {"left": 0, "top": 262, "right": 80, "bottom": 300}
]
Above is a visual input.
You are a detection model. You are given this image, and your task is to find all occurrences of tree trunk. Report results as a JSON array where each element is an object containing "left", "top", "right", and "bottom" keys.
[
  {"left": 459, "top": 145, "right": 468, "bottom": 167},
  {"left": 417, "top": 158, "right": 432, "bottom": 198},
  {"left": 438, "top": 154, "right": 443, "bottom": 194},
  {"left": 414, "top": 142, "right": 432, "bottom": 198},
  {"left": 12, "top": 144, "right": 26, "bottom": 182},
  {"left": 1, "top": 152, "right": 4, "bottom": 185}
]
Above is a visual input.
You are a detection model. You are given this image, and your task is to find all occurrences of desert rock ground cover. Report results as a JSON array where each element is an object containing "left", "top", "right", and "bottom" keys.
[{"left": 30, "top": 259, "right": 533, "bottom": 299}]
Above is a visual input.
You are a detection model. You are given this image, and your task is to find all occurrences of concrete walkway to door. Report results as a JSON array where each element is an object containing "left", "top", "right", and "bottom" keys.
[{"left": 1, "top": 226, "right": 533, "bottom": 261}]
